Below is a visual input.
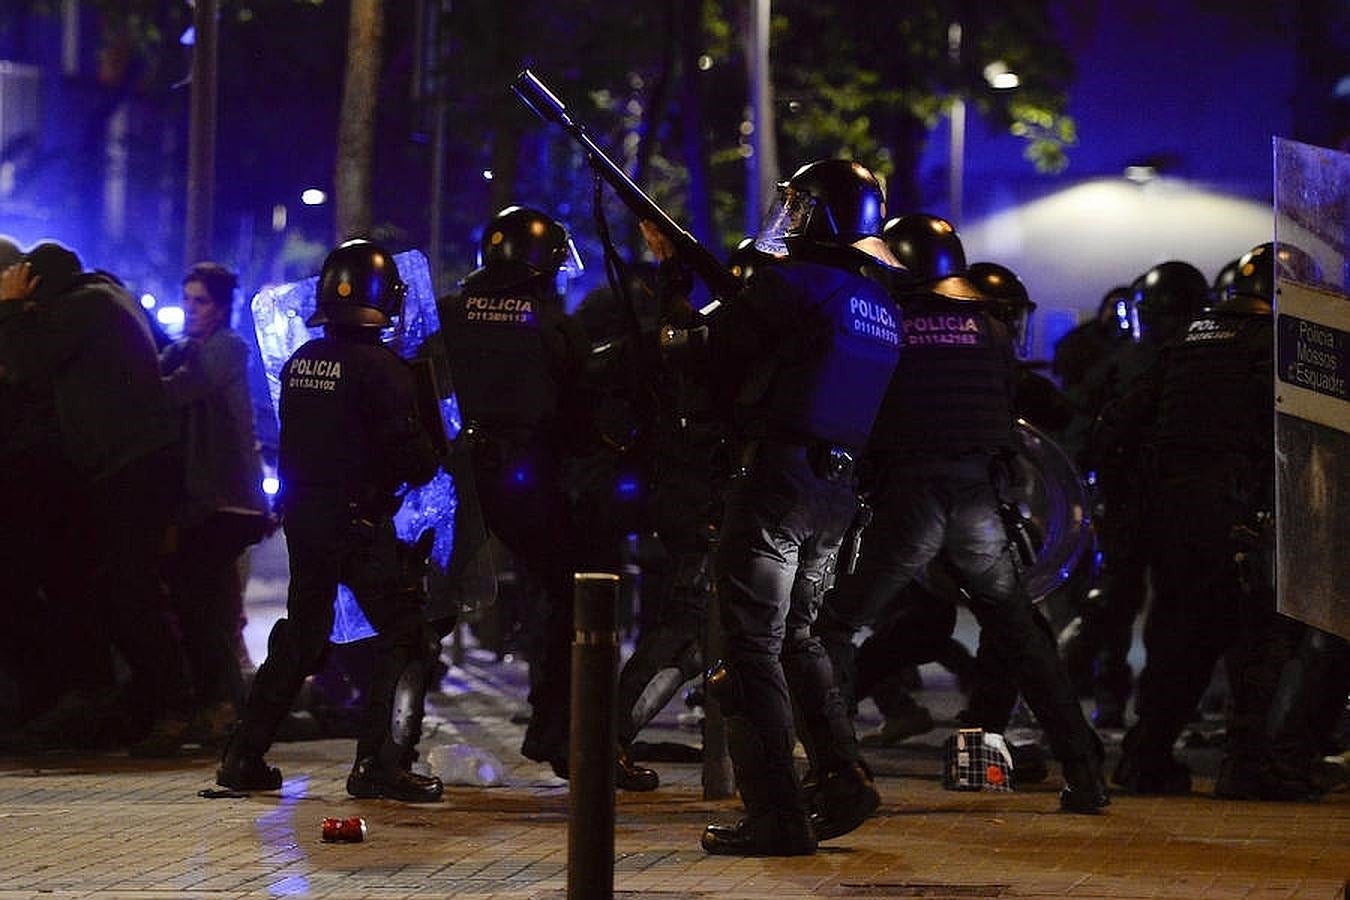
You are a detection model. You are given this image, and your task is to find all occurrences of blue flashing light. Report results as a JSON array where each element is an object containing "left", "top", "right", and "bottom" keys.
[
  {"left": 615, "top": 475, "right": 641, "bottom": 498},
  {"left": 140, "top": 292, "right": 156, "bottom": 309},
  {"left": 511, "top": 465, "right": 531, "bottom": 487},
  {"left": 262, "top": 475, "right": 280, "bottom": 496}
]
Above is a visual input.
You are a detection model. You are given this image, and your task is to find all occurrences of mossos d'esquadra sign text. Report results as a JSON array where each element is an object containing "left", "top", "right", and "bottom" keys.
[{"left": 1276, "top": 281, "right": 1350, "bottom": 432}]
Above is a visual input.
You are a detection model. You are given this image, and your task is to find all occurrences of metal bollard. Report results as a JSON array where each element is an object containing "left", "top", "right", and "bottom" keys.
[
  {"left": 701, "top": 591, "right": 735, "bottom": 800},
  {"left": 568, "top": 572, "right": 620, "bottom": 900}
]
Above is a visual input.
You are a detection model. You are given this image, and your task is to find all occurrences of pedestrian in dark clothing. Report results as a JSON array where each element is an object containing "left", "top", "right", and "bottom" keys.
[
  {"left": 161, "top": 262, "right": 271, "bottom": 744},
  {"left": 217, "top": 240, "right": 444, "bottom": 802},
  {"left": 0, "top": 242, "right": 191, "bottom": 754}
]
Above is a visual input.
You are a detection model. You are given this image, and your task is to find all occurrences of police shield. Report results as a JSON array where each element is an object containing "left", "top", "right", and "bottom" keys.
[
  {"left": 1273, "top": 137, "right": 1349, "bottom": 639},
  {"left": 250, "top": 249, "right": 487, "bottom": 642},
  {"left": 1005, "top": 418, "right": 1095, "bottom": 602},
  {"left": 918, "top": 419, "right": 1093, "bottom": 604}
]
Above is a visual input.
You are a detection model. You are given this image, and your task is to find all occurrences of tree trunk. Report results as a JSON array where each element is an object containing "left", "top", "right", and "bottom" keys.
[
  {"left": 679, "top": 0, "right": 716, "bottom": 252},
  {"left": 335, "top": 0, "right": 383, "bottom": 243}
]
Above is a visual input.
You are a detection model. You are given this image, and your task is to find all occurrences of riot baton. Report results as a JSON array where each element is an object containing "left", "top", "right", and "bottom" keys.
[
  {"left": 511, "top": 69, "right": 743, "bottom": 300},
  {"left": 567, "top": 572, "right": 621, "bottom": 900}
]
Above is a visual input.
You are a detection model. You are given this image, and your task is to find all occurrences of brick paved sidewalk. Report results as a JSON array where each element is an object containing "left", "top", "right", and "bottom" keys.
[{"left": 1, "top": 645, "right": 1347, "bottom": 900}]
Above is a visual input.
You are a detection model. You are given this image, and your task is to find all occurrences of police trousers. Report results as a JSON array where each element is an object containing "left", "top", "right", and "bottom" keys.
[
  {"left": 817, "top": 455, "right": 1100, "bottom": 763},
  {"left": 236, "top": 496, "right": 430, "bottom": 763},
  {"left": 715, "top": 440, "right": 860, "bottom": 800}
]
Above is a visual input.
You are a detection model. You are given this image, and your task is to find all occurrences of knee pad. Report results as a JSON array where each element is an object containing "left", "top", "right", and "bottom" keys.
[{"left": 267, "top": 616, "right": 329, "bottom": 675}]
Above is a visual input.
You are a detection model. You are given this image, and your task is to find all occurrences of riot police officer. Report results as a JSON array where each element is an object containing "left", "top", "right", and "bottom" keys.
[
  {"left": 1053, "top": 286, "right": 1132, "bottom": 397},
  {"left": 815, "top": 227, "right": 1110, "bottom": 814},
  {"left": 842, "top": 213, "right": 979, "bottom": 742},
  {"left": 602, "top": 233, "right": 740, "bottom": 783},
  {"left": 1077, "top": 260, "right": 1210, "bottom": 728},
  {"left": 673, "top": 159, "right": 901, "bottom": 855},
  {"left": 217, "top": 239, "right": 444, "bottom": 802},
  {"left": 1107, "top": 243, "right": 1315, "bottom": 797},
  {"left": 969, "top": 261, "right": 1073, "bottom": 434},
  {"left": 438, "top": 206, "right": 643, "bottom": 785}
]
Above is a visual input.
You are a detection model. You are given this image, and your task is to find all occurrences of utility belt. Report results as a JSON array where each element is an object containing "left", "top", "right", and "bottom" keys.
[{"left": 736, "top": 436, "right": 859, "bottom": 483}]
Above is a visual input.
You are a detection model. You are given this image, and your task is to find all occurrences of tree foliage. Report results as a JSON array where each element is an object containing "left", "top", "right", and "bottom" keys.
[{"left": 13, "top": 0, "right": 1080, "bottom": 279}]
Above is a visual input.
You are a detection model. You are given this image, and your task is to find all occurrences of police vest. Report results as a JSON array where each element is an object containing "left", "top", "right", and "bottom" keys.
[
  {"left": 440, "top": 290, "right": 561, "bottom": 432},
  {"left": 743, "top": 261, "right": 901, "bottom": 450},
  {"left": 869, "top": 292, "right": 1016, "bottom": 457},
  {"left": 278, "top": 336, "right": 429, "bottom": 497},
  {"left": 1153, "top": 310, "right": 1273, "bottom": 459}
]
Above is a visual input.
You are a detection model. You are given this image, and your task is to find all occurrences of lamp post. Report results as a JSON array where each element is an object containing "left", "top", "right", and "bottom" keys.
[
  {"left": 948, "top": 23, "right": 964, "bottom": 227},
  {"left": 745, "top": 0, "right": 777, "bottom": 236}
]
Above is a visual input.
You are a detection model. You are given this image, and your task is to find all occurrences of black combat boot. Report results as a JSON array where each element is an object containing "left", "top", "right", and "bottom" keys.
[
  {"left": 809, "top": 761, "right": 881, "bottom": 840},
  {"left": 216, "top": 731, "right": 282, "bottom": 792},
  {"left": 701, "top": 812, "right": 817, "bottom": 857},
  {"left": 1059, "top": 756, "right": 1111, "bottom": 813},
  {"left": 616, "top": 745, "right": 659, "bottom": 792},
  {"left": 346, "top": 756, "right": 444, "bottom": 802},
  {"left": 701, "top": 716, "right": 815, "bottom": 856}
]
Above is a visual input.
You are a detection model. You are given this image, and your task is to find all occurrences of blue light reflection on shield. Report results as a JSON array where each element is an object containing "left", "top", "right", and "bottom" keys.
[{"left": 250, "top": 249, "right": 458, "bottom": 644}]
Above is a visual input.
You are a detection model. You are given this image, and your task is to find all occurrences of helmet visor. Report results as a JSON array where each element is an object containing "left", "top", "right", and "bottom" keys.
[{"left": 753, "top": 186, "right": 815, "bottom": 257}]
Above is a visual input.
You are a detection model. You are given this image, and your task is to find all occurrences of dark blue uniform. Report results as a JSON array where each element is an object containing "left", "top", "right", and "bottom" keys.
[
  {"left": 441, "top": 283, "right": 590, "bottom": 773},
  {"left": 817, "top": 290, "right": 1107, "bottom": 811},
  {"left": 1107, "top": 300, "right": 1303, "bottom": 796},
  {"left": 707, "top": 249, "right": 900, "bottom": 849},
  {"left": 231, "top": 333, "right": 439, "bottom": 770}
]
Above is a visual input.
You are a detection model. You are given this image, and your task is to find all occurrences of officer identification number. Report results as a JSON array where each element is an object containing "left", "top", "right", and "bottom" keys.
[
  {"left": 288, "top": 357, "right": 342, "bottom": 392},
  {"left": 846, "top": 296, "right": 900, "bottom": 346}
]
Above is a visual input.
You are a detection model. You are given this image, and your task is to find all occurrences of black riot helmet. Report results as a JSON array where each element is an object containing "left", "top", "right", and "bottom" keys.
[
  {"left": 1098, "top": 285, "right": 1134, "bottom": 340},
  {"left": 1226, "top": 241, "right": 1322, "bottom": 304},
  {"left": 1130, "top": 260, "right": 1209, "bottom": 343},
  {"left": 460, "top": 205, "right": 581, "bottom": 294},
  {"left": 969, "top": 261, "right": 1036, "bottom": 357},
  {"left": 881, "top": 214, "right": 967, "bottom": 280},
  {"left": 754, "top": 159, "right": 885, "bottom": 255},
  {"left": 1211, "top": 257, "right": 1241, "bottom": 305},
  {"left": 307, "top": 239, "right": 406, "bottom": 328}
]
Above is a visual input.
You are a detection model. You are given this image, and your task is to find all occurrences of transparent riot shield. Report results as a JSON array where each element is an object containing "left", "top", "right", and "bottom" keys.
[
  {"left": 1007, "top": 418, "right": 1096, "bottom": 602},
  {"left": 920, "top": 419, "right": 1094, "bottom": 604},
  {"left": 1273, "top": 138, "right": 1350, "bottom": 639},
  {"left": 250, "top": 249, "right": 485, "bottom": 642}
]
